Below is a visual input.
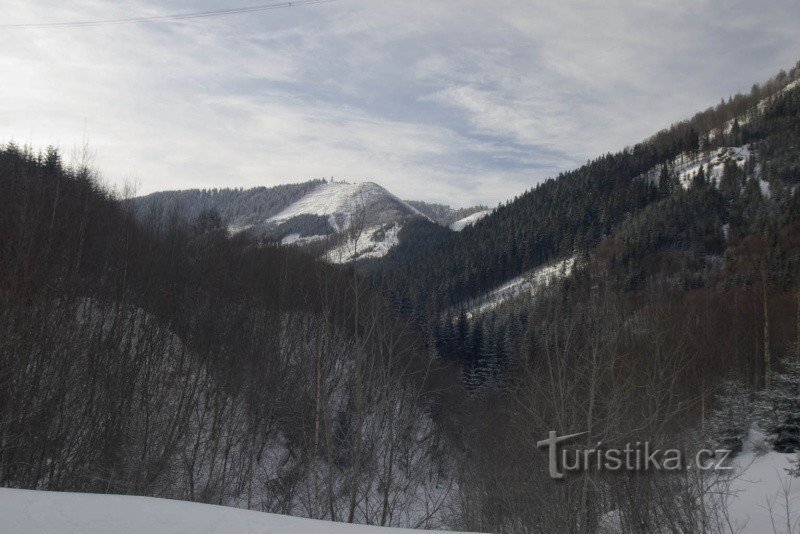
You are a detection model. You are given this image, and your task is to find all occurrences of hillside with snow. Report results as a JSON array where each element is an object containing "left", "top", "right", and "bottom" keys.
[
  {"left": 266, "top": 180, "right": 427, "bottom": 261},
  {"left": 449, "top": 209, "right": 491, "bottom": 232},
  {"left": 461, "top": 256, "right": 576, "bottom": 316},
  {"left": 135, "top": 180, "right": 487, "bottom": 263},
  {"left": 0, "top": 489, "right": 475, "bottom": 534}
]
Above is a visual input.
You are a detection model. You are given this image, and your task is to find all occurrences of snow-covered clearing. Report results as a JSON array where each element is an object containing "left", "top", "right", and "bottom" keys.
[
  {"left": 598, "top": 426, "right": 800, "bottom": 534},
  {"left": 724, "top": 451, "right": 800, "bottom": 533},
  {"left": 674, "top": 145, "right": 751, "bottom": 188},
  {"left": 270, "top": 181, "right": 384, "bottom": 225},
  {"left": 0, "top": 489, "right": 474, "bottom": 534},
  {"left": 269, "top": 181, "right": 427, "bottom": 229},
  {"left": 636, "top": 145, "right": 753, "bottom": 190},
  {"left": 449, "top": 210, "right": 491, "bottom": 231},
  {"left": 722, "top": 425, "right": 800, "bottom": 534},
  {"left": 280, "top": 232, "right": 327, "bottom": 246},
  {"left": 463, "top": 256, "right": 575, "bottom": 316},
  {"left": 327, "top": 223, "right": 401, "bottom": 263}
]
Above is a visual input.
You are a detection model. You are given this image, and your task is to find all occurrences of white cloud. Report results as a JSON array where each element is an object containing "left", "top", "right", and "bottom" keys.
[{"left": 1, "top": 0, "right": 799, "bottom": 207}]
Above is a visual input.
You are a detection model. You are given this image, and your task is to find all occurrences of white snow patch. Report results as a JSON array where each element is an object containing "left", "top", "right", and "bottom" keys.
[
  {"left": 270, "top": 181, "right": 382, "bottom": 225},
  {"left": 464, "top": 256, "right": 576, "bottom": 316},
  {"left": 0, "top": 488, "right": 475, "bottom": 534},
  {"left": 281, "top": 233, "right": 327, "bottom": 246},
  {"left": 675, "top": 145, "right": 752, "bottom": 189},
  {"left": 281, "top": 233, "right": 301, "bottom": 245},
  {"left": 635, "top": 145, "right": 754, "bottom": 191},
  {"left": 449, "top": 210, "right": 492, "bottom": 231},
  {"left": 759, "top": 179, "right": 771, "bottom": 198},
  {"left": 725, "top": 450, "right": 800, "bottom": 533},
  {"left": 716, "top": 78, "right": 800, "bottom": 137},
  {"left": 327, "top": 223, "right": 401, "bottom": 264},
  {"left": 228, "top": 223, "right": 254, "bottom": 235},
  {"left": 270, "top": 181, "right": 429, "bottom": 229}
]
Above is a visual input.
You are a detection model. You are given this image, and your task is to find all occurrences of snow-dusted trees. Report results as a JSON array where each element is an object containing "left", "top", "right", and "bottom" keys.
[
  {"left": 706, "top": 378, "right": 753, "bottom": 453},
  {"left": 757, "top": 360, "right": 800, "bottom": 453},
  {"left": 0, "top": 145, "right": 452, "bottom": 528}
]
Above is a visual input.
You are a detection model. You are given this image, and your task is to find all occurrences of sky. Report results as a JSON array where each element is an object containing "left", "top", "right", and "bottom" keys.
[{"left": 1, "top": 1, "right": 799, "bottom": 207}]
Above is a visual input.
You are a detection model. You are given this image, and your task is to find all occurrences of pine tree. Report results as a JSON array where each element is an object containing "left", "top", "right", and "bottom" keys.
[
  {"left": 658, "top": 164, "right": 674, "bottom": 196},
  {"left": 731, "top": 118, "right": 742, "bottom": 146},
  {"left": 756, "top": 360, "right": 800, "bottom": 452},
  {"left": 691, "top": 165, "right": 707, "bottom": 190},
  {"left": 706, "top": 378, "right": 752, "bottom": 454}
]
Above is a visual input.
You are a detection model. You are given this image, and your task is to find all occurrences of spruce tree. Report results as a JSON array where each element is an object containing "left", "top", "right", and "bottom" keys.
[
  {"left": 707, "top": 378, "right": 752, "bottom": 454},
  {"left": 756, "top": 360, "right": 800, "bottom": 452}
]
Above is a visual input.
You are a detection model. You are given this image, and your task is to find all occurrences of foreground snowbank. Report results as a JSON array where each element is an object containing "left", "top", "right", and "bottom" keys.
[
  {"left": 725, "top": 451, "right": 800, "bottom": 534},
  {"left": 0, "top": 489, "right": 471, "bottom": 534}
]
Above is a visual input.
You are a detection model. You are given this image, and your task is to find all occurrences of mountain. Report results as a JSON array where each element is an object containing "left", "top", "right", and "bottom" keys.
[
  {"left": 5, "top": 61, "right": 800, "bottom": 534},
  {"left": 135, "top": 180, "right": 486, "bottom": 263},
  {"left": 372, "top": 63, "right": 800, "bottom": 315}
]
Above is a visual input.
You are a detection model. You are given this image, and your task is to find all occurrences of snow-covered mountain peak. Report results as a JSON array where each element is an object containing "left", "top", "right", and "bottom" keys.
[{"left": 134, "top": 179, "right": 486, "bottom": 263}]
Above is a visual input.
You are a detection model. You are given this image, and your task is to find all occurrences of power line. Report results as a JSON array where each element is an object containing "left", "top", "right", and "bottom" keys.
[{"left": 0, "top": 0, "right": 338, "bottom": 29}]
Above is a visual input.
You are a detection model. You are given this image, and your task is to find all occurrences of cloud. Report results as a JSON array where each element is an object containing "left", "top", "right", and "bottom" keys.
[{"left": 1, "top": 0, "right": 799, "bottom": 207}]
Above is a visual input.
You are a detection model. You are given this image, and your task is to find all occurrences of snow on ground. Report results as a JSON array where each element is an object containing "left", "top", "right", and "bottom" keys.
[
  {"left": 269, "top": 181, "right": 383, "bottom": 227},
  {"left": 717, "top": 78, "right": 800, "bottom": 138},
  {"left": 726, "top": 451, "right": 800, "bottom": 533},
  {"left": 599, "top": 426, "right": 800, "bottom": 534},
  {"left": 280, "top": 233, "right": 327, "bottom": 246},
  {"left": 635, "top": 144, "right": 760, "bottom": 192},
  {"left": 635, "top": 145, "right": 753, "bottom": 190},
  {"left": 723, "top": 425, "right": 800, "bottom": 534},
  {"left": 463, "top": 256, "right": 576, "bottom": 316},
  {"left": 636, "top": 144, "right": 772, "bottom": 200},
  {"left": 449, "top": 210, "right": 491, "bottom": 232},
  {"left": 327, "top": 223, "right": 401, "bottom": 263},
  {"left": 228, "top": 223, "right": 254, "bottom": 235},
  {"left": 0, "top": 489, "right": 474, "bottom": 534},
  {"left": 269, "top": 181, "right": 427, "bottom": 230},
  {"left": 675, "top": 145, "right": 751, "bottom": 189},
  {"left": 759, "top": 179, "right": 772, "bottom": 199}
]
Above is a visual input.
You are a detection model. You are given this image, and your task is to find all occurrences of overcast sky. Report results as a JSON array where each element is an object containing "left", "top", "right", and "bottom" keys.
[{"left": 2, "top": 0, "right": 799, "bottom": 206}]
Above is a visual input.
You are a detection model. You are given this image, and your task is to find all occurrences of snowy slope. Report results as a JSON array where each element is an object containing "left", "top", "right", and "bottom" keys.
[
  {"left": 723, "top": 425, "right": 800, "bottom": 534},
  {"left": 327, "top": 223, "right": 401, "bottom": 263},
  {"left": 636, "top": 144, "right": 753, "bottom": 190},
  {"left": 0, "top": 489, "right": 475, "bottom": 534},
  {"left": 725, "top": 451, "right": 800, "bottom": 533},
  {"left": 717, "top": 77, "right": 800, "bottom": 136},
  {"left": 269, "top": 181, "right": 424, "bottom": 228},
  {"left": 463, "top": 256, "right": 576, "bottom": 316},
  {"left": 267, "top": 180, "right": 426, "bottom": 261},
  {"left": 598, "top": 426, "right": 800, "bottom": 534},
  {"left": 449, "top": 210, "right": 491, "bottom": 231}
]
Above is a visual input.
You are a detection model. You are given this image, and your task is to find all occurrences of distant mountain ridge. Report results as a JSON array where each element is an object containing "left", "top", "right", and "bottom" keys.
[{"left": 134, "top": 179, "right": 487, "bottom": 262}]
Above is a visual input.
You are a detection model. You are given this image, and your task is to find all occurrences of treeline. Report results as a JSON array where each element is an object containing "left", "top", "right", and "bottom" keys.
[
  {"left": 0, "top": 145, "right": 458, "bottom": 527},
  {"left": 134, "top": 179, "right": 326, "bottom": 236}
]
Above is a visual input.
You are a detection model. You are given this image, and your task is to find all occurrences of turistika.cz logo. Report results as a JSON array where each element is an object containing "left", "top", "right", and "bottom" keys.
[{"left": 536, "top": 431, "right": 733, "bottom": 480}]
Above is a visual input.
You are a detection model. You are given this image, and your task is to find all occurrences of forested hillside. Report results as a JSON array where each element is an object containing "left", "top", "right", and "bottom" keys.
[
  {"left": 0, "top": 146, "right": 458, "bottom": 528},
  {"left": 4, "top": 62, "right": 800, "bottom": 534},
  {"left": 372, "top": 64, "right": 800, "bottom": 317},
  {"left": 135, "top": 180, "right": 325, "bottom": 233}
]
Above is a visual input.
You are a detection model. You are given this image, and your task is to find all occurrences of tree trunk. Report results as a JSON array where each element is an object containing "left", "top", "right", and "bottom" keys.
[
  {"left": 763, "top": 269, "right": 771, "bottom": 390},
  {"left": 796, "top": 286, "right": 800, "bottom": 360}
]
